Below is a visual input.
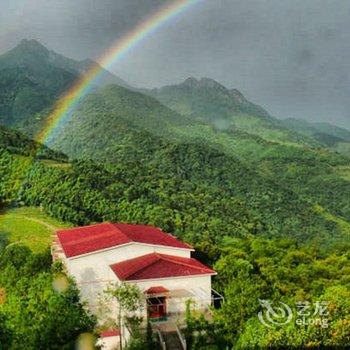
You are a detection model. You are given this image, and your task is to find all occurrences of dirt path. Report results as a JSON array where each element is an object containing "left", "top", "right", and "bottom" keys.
[{"left": 17, "top": 216, "right": 58, "bottom": 232}]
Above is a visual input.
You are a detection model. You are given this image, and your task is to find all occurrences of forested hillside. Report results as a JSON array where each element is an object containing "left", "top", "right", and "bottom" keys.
[
  {"left": 0, "top": 120, "right": 349, "bottom": 348},
  {"left": 281, "top": 118, "right": 350, "bottom": 156},
  {"left": 0, "top": 121, "right": 349, "bottom": 247},
  {"left": 0, "top": 41, "right": 349, "bottom": 348},
  {"left": 49, "top": 83, "right": 350, "bottom": 243},
  {"left": 150, "top": 77, "right": 350, "bottom": 157},
  {"left": 0, "top": 40, "right": 127, "bottom": 135}
]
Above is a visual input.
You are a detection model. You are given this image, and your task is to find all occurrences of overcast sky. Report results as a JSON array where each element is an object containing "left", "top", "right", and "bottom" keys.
[{"left": 1, "top": 0, "right": 350, "bottom": 128}]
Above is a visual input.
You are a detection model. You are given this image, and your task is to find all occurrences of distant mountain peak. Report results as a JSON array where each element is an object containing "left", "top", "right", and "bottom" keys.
[
  {"left": 0, "top": 39, "right": 130, "bottom": 88},
  {"left": 151, "top": 76, "right": 271, "bottom": 121},
  {"left": 198, "top": 77, "right": 226, "bottom": 89},
  {"left": 6, "top": 38, "right": 50, "bottom": 61},
  {"left": 178, "top": 77, "right": 249, "bottom": 102},
  {"left": 181, "top": 77, "right": 200, "bottom": 88},
  {"left": 180, "top": 77, "right": 228, "bottom": 92},
  {"left": 19, "top": 38, "right": 45, "bottom": 47},
  {"left": 16, "top": 39, "right": 49, "bottom": 54},
  {"left": 229, "top": 88, "right": 247, "bottom": 103}
]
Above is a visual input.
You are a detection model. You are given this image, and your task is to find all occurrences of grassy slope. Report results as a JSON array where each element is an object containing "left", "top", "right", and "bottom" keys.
[{"left": 0, "top": 207, "right": 70, "bottom": 251}]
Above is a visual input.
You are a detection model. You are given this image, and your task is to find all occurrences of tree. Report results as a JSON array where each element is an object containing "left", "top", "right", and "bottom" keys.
[
  {"left": 105, "top": 283, "right": 144, "bottom": 350},
  {"left": 0, "top": 247, "right": 96, "bottom": 349}
]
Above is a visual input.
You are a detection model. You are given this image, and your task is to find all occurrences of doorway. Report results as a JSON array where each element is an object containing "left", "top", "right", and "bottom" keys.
[{"left": 147, "top": 296, "right": 167, "bottom": 319}]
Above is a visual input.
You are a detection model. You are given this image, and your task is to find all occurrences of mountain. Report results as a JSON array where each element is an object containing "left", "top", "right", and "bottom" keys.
[
  {"left": 1, "top": 40, "right": 350, "bottom": 244},
  {"left": 148, "top": 77, "right": 323, "bottom": 148},
  {"left": 49, "top": 84, "right": 198, "bottom": 161},
  {"left": 0, "top": 39, "right": 128, "bottom": 87},
  {"left": 281, "top": 118, "right": 350, "bottom": 156},
  {"left": 150, "top": 77, "right": 270, "bottom": 120},
  {"left": 0, "top": 124, "right": 66, "bottom": 161},
  {"left": 49, "top": 83, "right": 314, "bottom": 164},
  {"left": 1, "top": 41, "right": 349, "bottom": 349},
  {"left": 0, "top": 39, "right": 128, "bottom": 134},
  {"left": 1, "top": 115, "right": 347, "bottom": 245}
]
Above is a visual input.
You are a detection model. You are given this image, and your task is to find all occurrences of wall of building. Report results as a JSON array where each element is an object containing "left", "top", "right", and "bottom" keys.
[
  {"left": 131, "top": 274, "right": 213, "bottom": 314},
  {"left": 64, "top": 243, "right": 192, "bottom": 305},
  {"left": 96, "top": 336, "right": 119, "bottom": 350}
]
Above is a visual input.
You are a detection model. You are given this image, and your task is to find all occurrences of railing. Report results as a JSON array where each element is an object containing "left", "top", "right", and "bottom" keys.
[
  {"left": 156, "top": 327, "right": 166, "bottom": 350},
  {"left": 175, "top": 323, "right": 187, "bottom": 350},
  {"left": 211, "top": 288, "right": 224, "bottom": 308}
]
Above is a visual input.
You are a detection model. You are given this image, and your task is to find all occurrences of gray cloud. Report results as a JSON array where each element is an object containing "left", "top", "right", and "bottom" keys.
[{"left": 1, "top": 0, "right": 350, "bottom": 128}]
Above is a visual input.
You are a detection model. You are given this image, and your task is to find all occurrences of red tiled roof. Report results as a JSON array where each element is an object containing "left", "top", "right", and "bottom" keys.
[
  {"left": 110, "top": 253, "right": 216, "bottom": 281},
  {"left": 57, "top": 223, "right": 192, "bottom": 257},
  {"left": 145, "top": 286, "right": 169, "bottom": 295},
  {"left": 100, "top": 329, "right": 120, "bottom": 338}
]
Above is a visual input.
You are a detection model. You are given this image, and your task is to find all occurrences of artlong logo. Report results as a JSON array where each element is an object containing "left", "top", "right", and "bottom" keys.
[
  {"left": 258, "top": 299, "right": 329, "bottom": 328},
  {"left": 258, "top": 299, "right": 293, "bottom": 327}
]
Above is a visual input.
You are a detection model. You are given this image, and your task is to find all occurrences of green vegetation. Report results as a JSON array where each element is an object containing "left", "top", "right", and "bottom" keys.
[
  {"left": 281, "top": 118, "right": 350, "bottom": 157},
  {"left": 0, "top": 207, "right": 69, "bottom": 252},
  {"left": 0, "top": 41, "right": 349, "bottom": 348},
  {"left": 0, "top": 40, "right": 75, "bottom": 132},
  {"left": 0, "top": 39, "right": 127, "bottom": 136},
  {"left": 46, "top": 83, "right": 350, "bottom": 243},
  {"left": 149, "top": 77, "right": 320, "bottom": 148},
  {"left": 104, "top": 283, "right": 152, "bottom": 350},
  {"left": 0, "top": 243, "right": 96, "bottom": 349},
  {"left": 187, "top": 236, "right": 350, "bottom": 348},
  {"left": 0, "top": 124, "right": 67, "bottom": 160}
]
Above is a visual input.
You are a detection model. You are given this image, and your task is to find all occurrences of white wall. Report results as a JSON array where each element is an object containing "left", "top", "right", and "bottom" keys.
[
  {"left": 61, "top": 243, "right": 213, "bottom": 348},
  {"left": 64, "top": 243, "right": 192, "bottom": 305},
  {"left": 131, "top": 274, "right": 213, "bottom": 314},
  {"left": 96, "top": 336, "right": 119, "bottom": 350}
]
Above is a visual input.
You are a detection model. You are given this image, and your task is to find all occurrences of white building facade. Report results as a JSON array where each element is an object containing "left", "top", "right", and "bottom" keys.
[{"left": 52, "top": 222, "right": 216, "bottom": 348}]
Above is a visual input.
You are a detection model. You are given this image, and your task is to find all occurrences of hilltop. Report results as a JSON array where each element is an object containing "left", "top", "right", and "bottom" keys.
[{"left": 0, "top": 39, "right": 128, "bottom": 135}]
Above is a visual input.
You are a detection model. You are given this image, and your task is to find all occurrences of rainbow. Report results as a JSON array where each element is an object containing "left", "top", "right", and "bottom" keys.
[{"left": 37, "top": 0, "right": 201, "bottom": 144}]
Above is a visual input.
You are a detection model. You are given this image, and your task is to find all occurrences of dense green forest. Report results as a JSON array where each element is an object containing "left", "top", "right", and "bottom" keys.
[
  {"left": 190, "top": 237, "right": 350, "bottom": 348},
  {"left": 0, "top": 243, "right": 96, "bottom": 349},
  {"left": 0, "top": 121, "right": 349, "bottom": 347},
  {"left": 0, "top": 41, "right": 349, "bottom": 348},
  {"left": 49, "top": 84, "right": 350, "bottom": 242}
]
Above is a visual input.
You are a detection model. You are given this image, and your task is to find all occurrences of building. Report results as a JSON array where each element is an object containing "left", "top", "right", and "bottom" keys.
[{"left": 52, "top": 222, "right": 217, "bottom": 348}]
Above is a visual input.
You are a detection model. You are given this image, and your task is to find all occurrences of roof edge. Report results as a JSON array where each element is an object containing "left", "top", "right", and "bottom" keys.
[{"left": 64, "top": 241, "right": 194, "bottom": 259}]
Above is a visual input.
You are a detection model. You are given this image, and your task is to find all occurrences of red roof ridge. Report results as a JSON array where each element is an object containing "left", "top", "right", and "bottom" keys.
[
  {"left": 113, "top": 223, "right": 193, "bottom": 249},
  {"left": 63, "top": 229, "right": 125, "bottom": 247},
  {"left": 56, "top": 222, "right": 113, "bottom": 234},
  {"left": 160, "top": 254, "right": 213, "bottom": 272},
  {"left": 110, "top": 253, "right": 161, "bottom": 280},
  {"left": 57, "top": 222, "right": 192, "bottom": 258},
  {"left": 110, "top": 253, "right": 215, "bottom": 281}
]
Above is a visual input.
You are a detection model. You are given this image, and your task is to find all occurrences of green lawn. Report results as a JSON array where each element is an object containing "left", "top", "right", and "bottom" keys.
[{"left": 0, "top": 207, "right": 71, "bottom": 252}]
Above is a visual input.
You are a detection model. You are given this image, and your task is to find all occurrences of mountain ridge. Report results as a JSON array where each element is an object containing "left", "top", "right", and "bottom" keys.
[
  {"left": 1, "top": 40, "right": 350, "bottom": 159},
  {"left": 150, "top": 76, "right": 271, "bottom": 120},
  {"left": 0, "top": 39, "right": 129, "bottom": 87},
  {"left": 0, "top": 39, "right": 129, "bottom": 134}
]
